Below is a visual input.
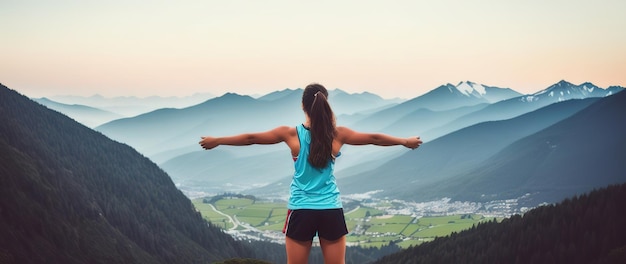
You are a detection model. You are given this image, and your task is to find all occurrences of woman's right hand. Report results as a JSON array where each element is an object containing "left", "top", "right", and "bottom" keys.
[{"left": 199, "top": 136, "right": 218, "bottom": 150}]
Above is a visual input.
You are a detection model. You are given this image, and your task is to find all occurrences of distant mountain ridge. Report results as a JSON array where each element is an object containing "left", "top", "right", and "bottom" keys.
[
  {"left": 95, "top": 88, "right": 400, "bottom": 159},
  {"left": 397, "top": 81, "right": 522, "bottom": 112},
  {"left": 346, "top": 81, "right": 519, "bottom": 134},
  {"left": 33, "top": 97, "right": 123, "bottom": 127},
  {"left": 257, "top": 88, "right": 402, "bottom": 115},
  {"left": 452, "top": 81, "right": 522, "bottom": 103},
  {"left": 521, "top": 80, "right": 621, "bottom": 103},
  {"left": 48, "top": 92, "right": 215, "bottom": 117},
  {"left": 421, "top": 80, "right": 624, "bottom": 140}
]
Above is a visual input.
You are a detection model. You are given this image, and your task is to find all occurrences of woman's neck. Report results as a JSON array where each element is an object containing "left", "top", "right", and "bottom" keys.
[{"left": 303, "top": 115, "right": 311, "bottom": 128}]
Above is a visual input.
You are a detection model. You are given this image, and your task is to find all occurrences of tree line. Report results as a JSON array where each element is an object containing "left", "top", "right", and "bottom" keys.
[{"left": 374, "top": 183, "right": 626, "bottom": 264}]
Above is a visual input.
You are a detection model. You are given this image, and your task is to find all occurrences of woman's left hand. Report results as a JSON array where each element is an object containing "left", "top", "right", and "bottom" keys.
[{"left": 404, "top": 137, "right": 423, "bottom": 149}]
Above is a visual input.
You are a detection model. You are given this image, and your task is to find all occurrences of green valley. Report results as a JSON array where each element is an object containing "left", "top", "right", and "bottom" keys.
[{"left": 192, "top": 196, "right": 502, "bottom": 248}]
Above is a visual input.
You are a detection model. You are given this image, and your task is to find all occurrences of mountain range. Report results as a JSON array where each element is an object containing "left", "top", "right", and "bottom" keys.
[
  {"left": 30, "top": 80, "right": 625, "bottom": 209},
  {"left": 94, "top": 88, "right": 401, "bottom": 160},
  {"left": 47, "top": 93, "right": 215, "bottom": 117},
  {"left": 339, "top": 91, "right": 626, "bottom": 206},
  {"left": 420, "top": 80, "right": 623, "bottom": 140},
  {"left": 399, "top": 81, "right": 521, "bottom": 111}
]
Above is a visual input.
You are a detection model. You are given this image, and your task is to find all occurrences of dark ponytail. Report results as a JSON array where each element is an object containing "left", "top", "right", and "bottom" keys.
[{"left": 302, "top": 83, "right": 336, "bottom": 169}]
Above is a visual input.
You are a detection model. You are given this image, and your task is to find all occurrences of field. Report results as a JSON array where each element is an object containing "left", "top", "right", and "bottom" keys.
[{"left": 192, "top": 197, "right": 499, "bottom": 248}]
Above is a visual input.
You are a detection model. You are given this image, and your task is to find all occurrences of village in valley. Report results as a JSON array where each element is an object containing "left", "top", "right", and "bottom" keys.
[{"left": 192, "top": 191, "right": 532, "bottom": 248}]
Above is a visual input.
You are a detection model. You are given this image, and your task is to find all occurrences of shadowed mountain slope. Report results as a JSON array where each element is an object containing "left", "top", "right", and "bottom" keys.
[
  {"left": 0, "top": 84, "right": 252, "bottom": 263},
  {"left": 443, "top": 89, "right": 626, "bottom": 204},
  {"left": 339, "top": 95, "right": 616, "bottom": 205}
]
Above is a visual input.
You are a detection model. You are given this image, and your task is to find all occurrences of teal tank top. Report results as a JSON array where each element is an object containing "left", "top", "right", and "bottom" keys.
[{"left": 288, "top": 124, "right": 342, "bottom": 210}]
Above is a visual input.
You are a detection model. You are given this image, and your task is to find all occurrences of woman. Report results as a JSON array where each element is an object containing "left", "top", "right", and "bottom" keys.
[{"left": 199, "top": 83, "right": 422, "bottom": 264}]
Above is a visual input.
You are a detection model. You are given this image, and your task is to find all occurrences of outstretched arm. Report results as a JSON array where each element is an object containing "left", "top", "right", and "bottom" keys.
[
  {"left": 199, "top": 126, "right": 294, "bottom": 150},
  {"left": 336, "top": 126, "right": 422, "bottom": 149}
]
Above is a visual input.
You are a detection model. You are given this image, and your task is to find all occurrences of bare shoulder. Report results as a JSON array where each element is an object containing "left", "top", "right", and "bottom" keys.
[
  {"left": 335, "top": 126, "right": 357, "bottom": 140},
  {"left": 275, "top": 126, "right": 299, "bottom": 149},
  {"left": 274, "top": 125, "right": 297, "bottom": 138},
  {"left": 336, "top": 126, "right": 354, "bottom": 135}
]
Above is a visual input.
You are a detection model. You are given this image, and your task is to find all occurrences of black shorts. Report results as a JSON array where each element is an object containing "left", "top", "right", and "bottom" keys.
[{"left": 283, "top": 208, "right": 349, "bottom": 241}]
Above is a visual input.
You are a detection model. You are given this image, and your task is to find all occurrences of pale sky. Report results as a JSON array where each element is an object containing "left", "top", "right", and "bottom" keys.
[{"left": 2, "top": 0, "right": 625, "bottom": 99}]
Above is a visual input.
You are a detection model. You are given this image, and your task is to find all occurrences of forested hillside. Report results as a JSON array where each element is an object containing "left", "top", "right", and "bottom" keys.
[
  {"left": 0, "top": 84, "right": 253, "bottom": 263},
  {"left": 374, "top": 183, "right": 626, "bottom": 263}
]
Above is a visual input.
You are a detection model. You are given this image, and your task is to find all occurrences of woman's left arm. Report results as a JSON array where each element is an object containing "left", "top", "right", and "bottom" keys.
[{"left": 336, "top": 126, "right": 422, "bottom": 149}]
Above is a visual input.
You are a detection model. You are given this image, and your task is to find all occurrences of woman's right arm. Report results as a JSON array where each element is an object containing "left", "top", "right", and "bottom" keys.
[
  {"left": 336, "top": 126, "right": 422, "bottom": 149},
  {"left": 199, "top": 126, "right": 295, "bottom": 150}
]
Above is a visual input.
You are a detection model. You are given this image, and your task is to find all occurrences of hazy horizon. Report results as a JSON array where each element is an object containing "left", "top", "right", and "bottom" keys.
[
  {"left": 18, "top": 79, "right": 624, "bottom": 101},
  {"left": 2, "top": 0, "right": 625, "bottom": 99}
]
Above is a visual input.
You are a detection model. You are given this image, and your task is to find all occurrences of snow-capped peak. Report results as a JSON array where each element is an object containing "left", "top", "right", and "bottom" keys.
[
  {"left": 521, "top": 80, "right": 616, "bottom": 103},
  {"left": 580, "top": 82, "right": 599, "bottom": 93},
  {"left": 455, "top": 81, "right": 487, "bottom": 96}
]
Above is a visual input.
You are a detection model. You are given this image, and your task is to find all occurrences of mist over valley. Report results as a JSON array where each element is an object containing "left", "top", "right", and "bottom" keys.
[{"left": 34, "top": 80, "right": 625, "bottom": 212}]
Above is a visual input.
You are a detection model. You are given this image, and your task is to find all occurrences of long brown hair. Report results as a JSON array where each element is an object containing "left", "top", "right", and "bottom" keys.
[{"left": 302, "top": 83, "right": 336, "bottom": 169}]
